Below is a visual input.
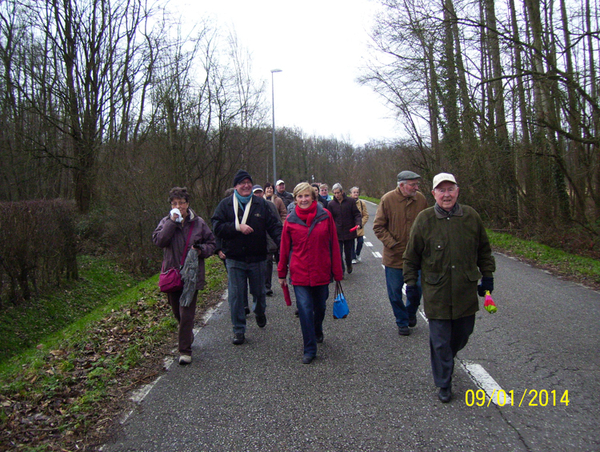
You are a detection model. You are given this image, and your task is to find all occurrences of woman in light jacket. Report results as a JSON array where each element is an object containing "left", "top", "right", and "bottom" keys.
[
  {"left": 350, "top": 186, "right": 369, "bottom": 263},
  {"left": 278, "top": 182, "right": 343, "bottom": 364},
  {"left": 152, "top": 187, "right": 216, "bottom": 365}
]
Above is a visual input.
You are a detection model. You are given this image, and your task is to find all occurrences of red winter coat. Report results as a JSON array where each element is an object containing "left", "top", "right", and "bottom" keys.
[{"left": 278, "top": 203, "right": 343, "bottom": 286}]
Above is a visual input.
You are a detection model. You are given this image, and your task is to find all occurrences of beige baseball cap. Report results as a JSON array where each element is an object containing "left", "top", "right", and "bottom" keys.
[{"left": 432, "top": 173, "right": 457, "bottom": 189}]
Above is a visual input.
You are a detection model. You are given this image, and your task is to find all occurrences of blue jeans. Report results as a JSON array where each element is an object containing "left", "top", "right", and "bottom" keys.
[
  {"left": 352, "top": 236, "right": 364, "bottom": 259},
  {"left": 293, "top": 284, "right": 329, "bottom": 357},
  {"left": 384, "top": 266, "right": 421, "bottom": 327},
  {"left": 226, "top": 259, "right": 266, "bottom": 334}
]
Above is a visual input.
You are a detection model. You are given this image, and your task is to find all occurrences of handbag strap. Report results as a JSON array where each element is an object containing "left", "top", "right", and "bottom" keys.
[
  {"left": 179, "top": 221, "right": 195, "bottom": 267},
  {"left": 335, "top": 280, "right": 344, "bottom": 297}
]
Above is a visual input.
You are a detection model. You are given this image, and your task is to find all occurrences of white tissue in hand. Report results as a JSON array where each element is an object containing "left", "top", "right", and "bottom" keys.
[{"left": 170, "top": 208, "right": 183, "bottom": 222}]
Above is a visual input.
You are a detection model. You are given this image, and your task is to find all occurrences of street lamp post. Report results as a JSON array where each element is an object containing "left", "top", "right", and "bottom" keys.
[{"left": 271, "top": 69, "right": 282, "bottom": 184}]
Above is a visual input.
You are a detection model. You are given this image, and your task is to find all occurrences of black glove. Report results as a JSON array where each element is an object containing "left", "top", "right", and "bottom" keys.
[
  {"left": 406, "top": 285, "right": 420, "bottom": 304},
  {"left": 477, "top": 276, "right": 494, "bottom": 297}
]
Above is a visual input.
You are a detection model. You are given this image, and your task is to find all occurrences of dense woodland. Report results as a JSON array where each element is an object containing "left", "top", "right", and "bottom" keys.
[{"left": 0, "top": 0, "right": 598, "bottom": 300}]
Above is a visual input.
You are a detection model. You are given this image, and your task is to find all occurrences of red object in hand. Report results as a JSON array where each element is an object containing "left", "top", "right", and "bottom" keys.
[
  {"left": 484, "top": 290, "right": 497, "bottom": 313},
  {"left": 281, "top": 282, "right": 292, "bottom": 306},
  {"left": 349, "top": 225, "right": 359, "bottom": 232}
]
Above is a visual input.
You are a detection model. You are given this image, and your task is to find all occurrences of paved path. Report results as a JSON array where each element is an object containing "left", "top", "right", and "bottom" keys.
[{"left": 103, "top": 201, "right": 600, "bottom": 451}]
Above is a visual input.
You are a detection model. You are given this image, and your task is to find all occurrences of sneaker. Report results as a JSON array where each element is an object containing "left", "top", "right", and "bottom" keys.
[
  {"left": 408, "top": 316, "right": 417, "bottom": 327},
  {"left": 316, "top": 333, "right": 324, "bottom": 343},
  {"left": 244, "top": 306, "right": 250, "bottom": 316},
  {"left": 256, "top": 314, "right": 267, "bottom": 328},
  {"left": 232, "top": 333, "right": 245, "bottom": 345},
  {"left": 294, "top": 309, "right": 299, "bottom": 317},
  {"left": 438, "top": 386, "right": 452, "bottom": 403},
  {"left": 179, "top": 354, "right": 192, "bottom": 365},
  {"left": 351, "top": 259, "right": 358, "bottom": 264},
  {"left": 398, "top": 326, "right": 410, "bottom": 336},
  {"left": 356, "top": 256, "right": 362, "bottom": 263},
  {"left": 266, "top": 290, "right": 274, "bottom": 297},
  {"left": 347, "top": 264, "right": 353, "bottom": 274}
]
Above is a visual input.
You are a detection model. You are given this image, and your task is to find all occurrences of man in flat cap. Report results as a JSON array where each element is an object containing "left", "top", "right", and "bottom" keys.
[
  {"left": 212, "top": 170, "right": 283, "bottom": 345},
  {"left": 373, "top": 171, "right": 428, "bottom": 336},
  {"left": 403, "top": 173, "right": 495, "bottom": 403}
]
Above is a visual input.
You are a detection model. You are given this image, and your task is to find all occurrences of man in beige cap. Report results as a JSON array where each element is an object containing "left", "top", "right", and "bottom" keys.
[
  {"left": 373, "top": 170, "right": 428, "bottom": 336},
  {"left": 403, "top": 172, "right": 495, "bottom": 403}
]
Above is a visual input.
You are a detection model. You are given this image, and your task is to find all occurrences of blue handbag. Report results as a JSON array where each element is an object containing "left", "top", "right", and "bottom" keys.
[{"left": 333, "top": 281, "right": 349, "bottom": 319}]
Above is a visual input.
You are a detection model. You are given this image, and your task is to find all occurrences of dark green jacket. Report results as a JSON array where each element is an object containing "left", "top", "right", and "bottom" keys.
[{"left": 403, "top": 204, "right": 495, "bottom": 320}]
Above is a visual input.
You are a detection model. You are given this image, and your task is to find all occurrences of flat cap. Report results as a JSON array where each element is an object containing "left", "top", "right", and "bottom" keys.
[{"left": 397, "top": 170, "right": 421, "bottom": 181}]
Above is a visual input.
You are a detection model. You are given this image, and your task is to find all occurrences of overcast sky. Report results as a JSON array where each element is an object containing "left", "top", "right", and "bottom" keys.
[{"left": 174, "top": 0, "right": 400, "bottom": 146}]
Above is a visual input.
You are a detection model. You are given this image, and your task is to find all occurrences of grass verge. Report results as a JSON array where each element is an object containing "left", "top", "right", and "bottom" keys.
[
  {"left": 488, "top": 230, "right": 600, "bottom": 286},
  {"left": 0, "top": 255, "right": 227, "bottom": 451}
]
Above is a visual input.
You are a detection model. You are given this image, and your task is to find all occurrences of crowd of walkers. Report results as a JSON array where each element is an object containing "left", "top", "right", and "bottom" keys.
[{"left": 152, "top": 169, "right": 495, "bottom": 403}]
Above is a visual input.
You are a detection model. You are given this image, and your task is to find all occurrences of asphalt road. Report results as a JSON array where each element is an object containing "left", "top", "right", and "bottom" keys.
[{"left": 103, "top": 201, "right": 600, "bottom": 451}]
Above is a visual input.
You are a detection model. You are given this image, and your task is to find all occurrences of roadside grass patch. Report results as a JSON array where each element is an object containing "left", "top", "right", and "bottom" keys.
[
  {"left": 0, "top": 256, "right": 226, "bottom": 451},
  {"left": 0, "top": 256, "right": 139, "bottom": 364},
  {"left": 488, "top": 231, "right": 600, "bottom": 284}
]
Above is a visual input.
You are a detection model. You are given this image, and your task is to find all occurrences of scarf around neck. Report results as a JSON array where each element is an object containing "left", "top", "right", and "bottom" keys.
[
  {"left": 434, "top": 202, "right": 462, "bottom": 218},
  {"left": 295, "top": 200, "right": 318, "bottom": 226},
  {"left": 233, "top": 190, "right": 252, "bottom": 231}
]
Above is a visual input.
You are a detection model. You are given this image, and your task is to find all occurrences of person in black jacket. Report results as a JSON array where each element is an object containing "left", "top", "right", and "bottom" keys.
[
  {"left": 327, "top": 183, "right": 362, "bottom": 275},
  {"left": 212, "top": 170, "right": 283, "bottom": 345}
]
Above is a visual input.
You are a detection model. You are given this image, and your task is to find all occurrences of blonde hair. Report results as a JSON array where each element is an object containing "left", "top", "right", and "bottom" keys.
[{"left": 293, "top": 182, "right": 317, "bottom": 201}]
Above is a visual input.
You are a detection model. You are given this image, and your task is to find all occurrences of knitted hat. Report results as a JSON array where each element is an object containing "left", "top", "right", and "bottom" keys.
[{"left": 233, "top": 169, "right": 252, "bottom": 187}]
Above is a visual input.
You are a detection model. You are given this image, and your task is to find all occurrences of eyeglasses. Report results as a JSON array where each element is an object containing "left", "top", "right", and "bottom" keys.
[
  {"left": 434, "top": 186, "right": 457, "bottom": 194},
  {"left": 405, "top": 182, "right": 419, "bottom": 188},
  {"left": 171, "top": 200, "right": 188, "bottom": 207}
]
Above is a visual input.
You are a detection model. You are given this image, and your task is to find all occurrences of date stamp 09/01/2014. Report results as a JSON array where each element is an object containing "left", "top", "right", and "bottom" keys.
[{"left": 465, "top": 389, "right": 570, "bottom": 407}]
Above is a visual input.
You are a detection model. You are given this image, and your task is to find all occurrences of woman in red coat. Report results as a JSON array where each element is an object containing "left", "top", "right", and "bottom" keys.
[{"left": 278, "top": 182, "right": 344, "bottom": 364}]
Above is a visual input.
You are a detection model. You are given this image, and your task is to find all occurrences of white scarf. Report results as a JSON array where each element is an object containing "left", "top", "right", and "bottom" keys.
[{"left": 233, "top": 194, "right": 252, "bottom": 231}]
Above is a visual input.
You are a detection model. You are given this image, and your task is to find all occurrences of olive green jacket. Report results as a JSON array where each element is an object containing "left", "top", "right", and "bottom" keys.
[{"left": 403, "top": 204, "right": 495, "bottom": 320}]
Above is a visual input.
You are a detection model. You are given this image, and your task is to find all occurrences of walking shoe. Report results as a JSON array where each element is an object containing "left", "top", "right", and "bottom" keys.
[
  {"left": 351, "top": 259, "right": 358, "bottom": 264},
  {"left": 232, "top": 333, "right": 245, "bottom": 345},
  {"left": 295, "top": 309, "right": 299, "bottom": 317},
  {"left": 438, "top": 386, "right": 452, "bottom": 403},
  {"left": 356, "top": 256, "right": 362, "bottom": 263},
  {"left": 244, "top": 306, "right": 250, "bottom": 316},
  {"left": 302, "top": 354, "right": 315, "bottom": 364},
  {"left": 256, "top": 314, "right": 267, "bottom": 328},
  {"left": 179, "top": 354, "right": 192, "bottom": 365},
  {"left": 266, "top": 290, "right": 274, "bottom": 297},
  {"left": 316, "top": 333, "right": 324, "bottom": 343},
  {"left": 408, "top": 316, "right": 417, "bottom": 327},
  {"left": 347, "top": 264, "right": 353, "bottom": 274},
  {"left": 398, "top": 326, "right": 410, "bottom": 336}
]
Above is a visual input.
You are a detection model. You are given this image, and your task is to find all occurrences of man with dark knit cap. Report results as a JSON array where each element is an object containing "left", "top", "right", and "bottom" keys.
[
  {"left": 212, "top": 170, "right": 283, "bottom": 345},
  {"left": 373, "top": 170, "right": 428, "bottom": 336}
]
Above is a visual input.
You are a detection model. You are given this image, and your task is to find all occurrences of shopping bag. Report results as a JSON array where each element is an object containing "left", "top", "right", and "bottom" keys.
[{"left": 333, "top": 281, "right": 349, "bottom": 319}]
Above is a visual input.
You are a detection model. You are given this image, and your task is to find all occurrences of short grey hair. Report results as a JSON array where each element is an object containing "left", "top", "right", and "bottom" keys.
[
  {"left": 332, "top": 183, "right": 343, "bottom": 192},
  {"left": 350, "top": 186, "right": 359, "bottom": 193}
]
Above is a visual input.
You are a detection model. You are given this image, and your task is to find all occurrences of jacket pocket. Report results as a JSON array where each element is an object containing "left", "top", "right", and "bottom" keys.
[
  {"left": 424, "top": 272, "right": 444, "bottom": 285},
  {"left": 466, "top": 269, "right": 482, "bottom": 282}
]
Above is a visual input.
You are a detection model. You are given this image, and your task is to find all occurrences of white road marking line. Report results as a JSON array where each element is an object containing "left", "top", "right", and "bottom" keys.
[
  {"left": 365, "top": 241, "right": 373, "bottom": 247},
  {"left": 121, "top": 291, "right": 228, "bottom": 424},
  {"left": 372, "top": 251, "right": 382, "bottom": 258},
  {"left": 398, "top": 290, "right": 506, "bottom": 406},
  {"left": 458, "top": 360, "right": 510, "bottom": 406}
]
